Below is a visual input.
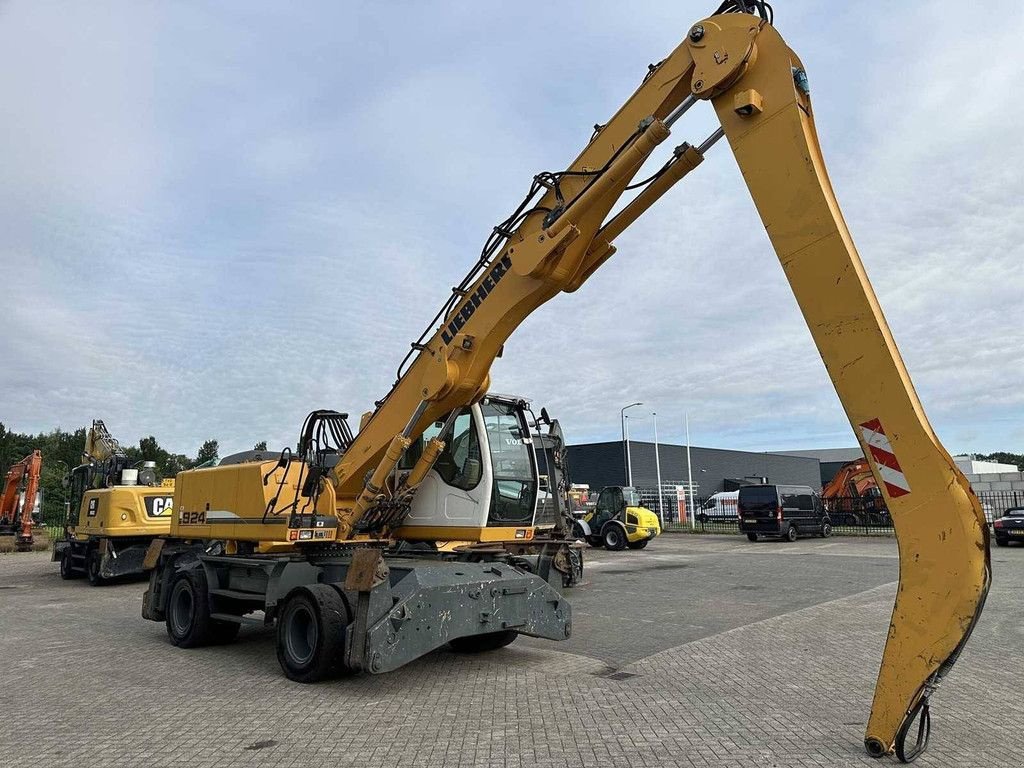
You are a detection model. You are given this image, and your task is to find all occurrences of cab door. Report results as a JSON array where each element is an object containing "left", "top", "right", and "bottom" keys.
[
  {"left": 67, "top": 466, "right": 92, "bottom": 529},
  {"left": 480, "top": 399, "right": 538, "bottom": 527},
  {"left": 591, "top": 487, "right": 624, "bottom": 531},
  {"left": 403, "top": 406, "right": 493, "bottom": 528}
]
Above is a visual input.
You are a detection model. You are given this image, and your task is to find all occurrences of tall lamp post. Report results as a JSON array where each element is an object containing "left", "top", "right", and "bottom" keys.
[
  {"left": 620, "top": 402, "right": 642, "bottom": 486},
  {"left": 652, "top": 411, "right": 664, "bottom": 526},
  {"left": 685, "top": 414, "right": 695, "bottom": 529}
]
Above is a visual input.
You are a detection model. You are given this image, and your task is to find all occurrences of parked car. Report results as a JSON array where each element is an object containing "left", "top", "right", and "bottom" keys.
[
  {"left": 697, "top": 491, "right": 739, "bottom": 521},
  {"left": 993, "top": 507, "right": 1024, "bottom": 547},
  {"left": 737, "top": 484, "right": 831, "bottom": 542}
]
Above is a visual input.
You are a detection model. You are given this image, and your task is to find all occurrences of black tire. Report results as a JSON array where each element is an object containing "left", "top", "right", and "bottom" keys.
[
  {"left": 586, "top": 536, "right": 604, "bottom": 549},
  {"left": 603, "top": 525, "right": 627, "bottom": 551},
  {"left": 746, "top": 533, "right": 758, "bottom": 542},
  {"left": 59, "top": 549, "right": 81, "bottom": 580},
  {"left": 86, "top": 549, "right": 106, "bottom": 586},
  {"left": 276, "top": 585, "right": 351, "bottom": 683},
  {"left": 166, "top": 568, "right": 240, "bottom": 648},
  {"left": 820, "top": 519, "right": 833, "bottom": 538},
  {"left": 449, "top": 630, "right": 518, "bottom": 653},
  {"left": 995, "top": 538, "right": 1008, "bottom": 547},
  {"left": 785, "top": 524, "right": 798, "bottom": 542},
  {"left": 627, "top": 539, "right": 649, "bottom": 550}
]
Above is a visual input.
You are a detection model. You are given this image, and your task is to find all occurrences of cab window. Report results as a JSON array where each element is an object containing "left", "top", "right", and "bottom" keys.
[
  {"left": 622, "top": 487, "right": 642, "bottom": 507},
  {"left": 433, "top": 410, "right": 481, "bottom": 491}
]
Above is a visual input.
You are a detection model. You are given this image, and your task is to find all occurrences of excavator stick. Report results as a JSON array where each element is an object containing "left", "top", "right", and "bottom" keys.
[{"left": 687, "top": 12, "right": 990, "bottom": 761}]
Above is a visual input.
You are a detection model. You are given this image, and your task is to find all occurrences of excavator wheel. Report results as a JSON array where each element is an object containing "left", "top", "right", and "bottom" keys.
[
  {"left": 166, "top": 568, "right": 240, "bottom": 648},
  {"left": 59, "top": 549, "right": 81, "bottom": 580},
  {"left": 449, "top": 630, "right": 518, "bottom": 653},
  {"left": 86, "top": 549, "right": 106, "bottom": 586},
  {"left": 627, "top": 539, "right": 649, "bottom": 550},
  {"left": 276, "top": 584, "right": 352, "bottom": 683}
]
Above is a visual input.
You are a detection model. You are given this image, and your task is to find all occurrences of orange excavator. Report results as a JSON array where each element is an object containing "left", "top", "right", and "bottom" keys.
[
  {"left": 0, "top": 450, "right": 43, "bottom": 551},
  {"left": 822, "top": 459, "right": 890, "bottom": 527}
]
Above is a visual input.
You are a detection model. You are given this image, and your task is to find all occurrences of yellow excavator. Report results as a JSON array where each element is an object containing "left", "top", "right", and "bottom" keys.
[
  {"left": 141, "top": 2, "right": 989, "bottom": 761},
  {"left": 53, "top": 420, "right": 175, "bottom": 585}
]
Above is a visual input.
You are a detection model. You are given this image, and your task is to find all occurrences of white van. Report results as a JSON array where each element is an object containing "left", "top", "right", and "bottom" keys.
[{"left": 699, "top": 491, "right": 739, "bottom": 520}]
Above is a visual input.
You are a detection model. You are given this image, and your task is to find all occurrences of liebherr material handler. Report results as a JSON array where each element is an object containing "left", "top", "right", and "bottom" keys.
[{"left": 142, "top": 2, "right": 989, "bottom": 761}]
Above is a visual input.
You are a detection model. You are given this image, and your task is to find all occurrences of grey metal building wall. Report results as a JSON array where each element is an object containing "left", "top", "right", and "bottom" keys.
[
  {"left": 567, "top": 440, "right": 822, "bottom": 495},
  {"left": 819, "top": 460, "right": 850, "bottom": 486}
]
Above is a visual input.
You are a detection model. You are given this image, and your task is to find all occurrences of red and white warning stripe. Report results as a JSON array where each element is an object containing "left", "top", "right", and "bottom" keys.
[{"left": 859, "top": 418, "right": 911, "bottom": 498}]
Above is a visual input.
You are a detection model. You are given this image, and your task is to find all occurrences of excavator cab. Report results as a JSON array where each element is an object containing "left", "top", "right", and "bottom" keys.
[{"left": 395, "top": 394, "right": 542, "bottom": 540}]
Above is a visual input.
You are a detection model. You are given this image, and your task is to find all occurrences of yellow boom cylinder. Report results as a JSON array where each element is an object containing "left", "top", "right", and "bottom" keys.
[
  {"left": 402, "top": 437, "right": 445, "bottom": 492},
  {"left": 342, "top": 434, "right": 411, "bottom": 538}
]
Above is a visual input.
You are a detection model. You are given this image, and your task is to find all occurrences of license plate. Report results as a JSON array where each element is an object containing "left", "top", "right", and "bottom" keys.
[{"left": 1011, "top": 529, "right": 1024, "bottom": 535}]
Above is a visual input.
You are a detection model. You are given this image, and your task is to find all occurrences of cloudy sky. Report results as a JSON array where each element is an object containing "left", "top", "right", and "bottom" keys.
[{"left": 1, "top": 0, "right": 1022, "bottom": 460}]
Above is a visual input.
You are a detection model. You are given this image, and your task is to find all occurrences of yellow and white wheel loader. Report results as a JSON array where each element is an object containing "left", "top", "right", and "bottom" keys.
[{"left": 574, "top": 486, "right": 661, "bottom": 550}]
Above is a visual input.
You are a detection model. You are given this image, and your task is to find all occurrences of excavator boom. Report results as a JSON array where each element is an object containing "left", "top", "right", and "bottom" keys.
[{"left": 325, "top": 4, "right": 987, "bottom": 759}]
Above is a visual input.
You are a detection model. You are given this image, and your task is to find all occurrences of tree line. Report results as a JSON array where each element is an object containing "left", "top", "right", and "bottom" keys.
[{"left": 0, "top": 423, "right": 266, "bottom": 526}]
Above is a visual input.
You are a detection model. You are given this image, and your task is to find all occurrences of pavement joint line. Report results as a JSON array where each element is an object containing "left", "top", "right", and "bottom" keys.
[{"left": 617, "top": 579, "right": 899, "bottom": 673}]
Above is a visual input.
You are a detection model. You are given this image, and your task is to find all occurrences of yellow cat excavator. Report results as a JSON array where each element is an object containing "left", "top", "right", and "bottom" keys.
[
  {"left": 53, "top": 421, "right": 175, "bottom": 584},
  {"left": 142, "top": 2, "right": 988, "bottom": 761}
]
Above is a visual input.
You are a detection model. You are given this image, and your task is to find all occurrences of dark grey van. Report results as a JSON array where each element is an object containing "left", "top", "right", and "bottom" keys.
[{"left": 737, "top": 484, "right": 831, "bottom": 542}]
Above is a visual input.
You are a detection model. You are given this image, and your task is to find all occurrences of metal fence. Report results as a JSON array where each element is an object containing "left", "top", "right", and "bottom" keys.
[{"left": 632, "top": 486, "right": 1024, "bottom": 537}]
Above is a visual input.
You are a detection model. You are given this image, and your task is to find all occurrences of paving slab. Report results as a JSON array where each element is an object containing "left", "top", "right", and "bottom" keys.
[{"left": 0, "top": 535, "right": 1018, "bottom": 767}]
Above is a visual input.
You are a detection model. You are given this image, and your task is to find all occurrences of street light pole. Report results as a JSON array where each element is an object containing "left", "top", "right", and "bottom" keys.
[
  {"left": 620, "top": 402, "right": 642, "bottom": 486},
  {"left": 652, "top": 411, "right": 664, "bottom": 526},
  {"left": 685, "top": 413, "right": 695, "bottom": 529},
  {"left": 625, "top": 416, "right": 634, "bottom": 486}
]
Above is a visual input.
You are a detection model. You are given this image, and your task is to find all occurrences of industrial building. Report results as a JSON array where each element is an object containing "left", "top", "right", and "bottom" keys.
[
  {"left": 770, "top": 447, "right": 864, "bottom": 486},
  {"left": 567, "top": 440, "right": 1024, "bottom": 504},
  {"left": 566, "top": 440, "right": 821, "bottom": 497},
  {"left": 773, "top": 448, "right": 1023, "bottom": 488}
]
